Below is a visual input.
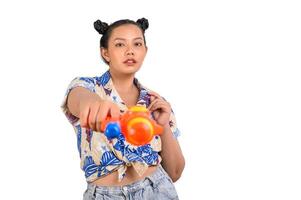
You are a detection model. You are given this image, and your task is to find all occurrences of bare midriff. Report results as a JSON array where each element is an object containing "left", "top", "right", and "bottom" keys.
[{"left": 90, "top": 165, "right": 158, "bottom": 186}]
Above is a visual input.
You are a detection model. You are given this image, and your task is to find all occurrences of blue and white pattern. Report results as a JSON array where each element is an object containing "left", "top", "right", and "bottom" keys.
[{"left": 61, "top": 70, "right": 181, "bottom": 182}]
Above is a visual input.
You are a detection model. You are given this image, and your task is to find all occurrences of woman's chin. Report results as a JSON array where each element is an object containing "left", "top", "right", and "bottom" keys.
[
  {"left": 110, "top": 63, "right": 141, "bottom": 75},
  {"left": 122, "top": 64, "right": 141, "bottom": 74}
]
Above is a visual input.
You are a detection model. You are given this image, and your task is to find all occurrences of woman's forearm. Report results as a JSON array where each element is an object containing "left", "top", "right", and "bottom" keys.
[
  {"left": 159, "top": 124, "right": 185, "bottom": 182},
  {"left": 67, "top": 86, "right": 102, "bottom": 118}
]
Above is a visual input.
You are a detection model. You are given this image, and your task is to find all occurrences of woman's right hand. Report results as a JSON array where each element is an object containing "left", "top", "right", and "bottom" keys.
[{"left": 79, "top": 98, "right": 120, "bottom": 132}]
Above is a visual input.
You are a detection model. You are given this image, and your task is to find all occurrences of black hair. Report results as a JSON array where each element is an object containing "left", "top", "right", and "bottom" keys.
[{"left": 94, "top": 18, "right": 149, "bottom": 65}]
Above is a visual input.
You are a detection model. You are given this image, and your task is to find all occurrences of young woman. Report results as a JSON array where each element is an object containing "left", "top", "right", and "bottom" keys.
[{"left": 61, "top": 17, "right": 185, "bottom": 200}]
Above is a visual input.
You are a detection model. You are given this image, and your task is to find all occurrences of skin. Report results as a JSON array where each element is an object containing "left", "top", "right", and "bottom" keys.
[{"left": 67, "top": 24, "right": 185, "bottom": 185}]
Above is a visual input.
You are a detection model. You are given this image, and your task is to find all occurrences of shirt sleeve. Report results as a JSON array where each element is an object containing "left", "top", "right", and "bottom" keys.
[
  {"left": 169, "top": 107, "right": 181, "bottom": 139},
  {"left": 60, "top": 76, "right": 96, "bottom": 125}
]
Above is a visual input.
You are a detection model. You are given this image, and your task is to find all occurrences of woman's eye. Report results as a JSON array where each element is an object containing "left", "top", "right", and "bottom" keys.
[
  {"left": 135, "top": 42, "right": 143, "bottom": 46},
  {"left": 115, "top": 43, "right": 124, "bottom": 47}
]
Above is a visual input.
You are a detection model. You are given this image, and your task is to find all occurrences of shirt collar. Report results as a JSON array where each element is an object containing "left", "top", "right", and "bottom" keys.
[{"left": 95, "top": 70, "right": 151, "bottom": 109}]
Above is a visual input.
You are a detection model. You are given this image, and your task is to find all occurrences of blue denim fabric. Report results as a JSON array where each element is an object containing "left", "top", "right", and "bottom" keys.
[{"left": 83, "top": 165, "right": 179, "bottom": 200}]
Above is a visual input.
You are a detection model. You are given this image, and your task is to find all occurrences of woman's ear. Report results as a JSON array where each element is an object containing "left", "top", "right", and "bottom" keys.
[{"left": 100, "top": 47, "right": 110, "bottom": 63}]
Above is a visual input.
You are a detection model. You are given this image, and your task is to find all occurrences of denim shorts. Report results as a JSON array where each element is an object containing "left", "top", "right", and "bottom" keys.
[{"left": 83, "top": 165, "right": 179, "bottom": 200}]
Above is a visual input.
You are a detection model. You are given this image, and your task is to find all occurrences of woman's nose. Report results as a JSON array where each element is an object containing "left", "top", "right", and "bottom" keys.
[{"left": 126, "top": 46, "right": 134, "bottom": 55}]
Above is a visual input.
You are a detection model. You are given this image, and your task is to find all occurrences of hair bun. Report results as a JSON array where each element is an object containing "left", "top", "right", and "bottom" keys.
[
  {"left": 136, "top": 18, "right": 149, "bottom": 31},
  {"left": 94, "top": 20, "right": 109, "bottom": 35}
]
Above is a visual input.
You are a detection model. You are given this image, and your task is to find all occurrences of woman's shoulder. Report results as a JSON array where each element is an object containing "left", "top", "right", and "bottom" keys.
[
  {"left": 71, "top": 71, "right": 111, "bottom": 88},
  {"left": 137, "top": 82, "right": 162, "bottom": 98},
  {"left": 65, "top": 74, "right": 109, "bottom": 100},
  {"left": 145, "top": 87, "right": 167, "bottom": 100}
]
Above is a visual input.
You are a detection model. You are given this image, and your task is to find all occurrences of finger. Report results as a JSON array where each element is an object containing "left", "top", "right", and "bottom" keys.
[
  {"left": 98, "top": 102, "right": 110, "bottom": 122},
  {"left": 149, "top": 99, "right": 163, "bottom": 111},
  {"left": 160, "top": 104, "right": 171, "bottom": 113},
  {"left": 156, "top": 100, "right": 171, "bottom": 110},
  {"left": 148, "top": 98, "right": 160, "bottom": 111},
  {"left": 80, "top": 105, "right": 90, "bottom": 128},
  {"left": 149, "top": 93, "right": 158, "bottom": 102},
  {"left": 150, "top": 95, "right": 155, "bottom": 102},
  {"left": 148, "top": 91, "right": 161, "bottom": 99},
  {"left": 88, "top": 103, "right": 99, "bottom": 131},
  {"left": 95, "top": 106, "right": 102, "bottom": 132},
  {"left": 149, "top": 98, "right": 167, "bottom": 111},
  {"left": 150, "top": 102, "right": 162, "bottom": 111},
  {"left": 110, "top": 105, "right": 120, "bottom": 120},
  {"left": 152, "top": 102, "right": 170, "bottom": 113},
  {"left": 95, "top": 102, "right": 110, "bottom": 132},
  {"left": 148, "top": 96, "right": 157, "bottom": 109},
  {"left": 149, "top": 94, "right": 161, "bottom": 100}
]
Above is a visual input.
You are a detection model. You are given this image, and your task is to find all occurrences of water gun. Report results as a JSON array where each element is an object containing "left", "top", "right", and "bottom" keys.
[{"left": 100, "top": 106, "right": 163, "bottom": 146}]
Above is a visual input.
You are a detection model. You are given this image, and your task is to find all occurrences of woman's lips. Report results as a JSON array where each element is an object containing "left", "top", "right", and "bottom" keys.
[{"left": 123, "top": 59, "right": 137, "bottom": 66}]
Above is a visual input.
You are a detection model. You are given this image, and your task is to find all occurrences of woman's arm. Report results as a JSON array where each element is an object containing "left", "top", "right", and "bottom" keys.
[
  {"left": 67, "top": 86, "right": 120, "bottom": 131},
  {"left": 159, "top": 124, "right": 185, "bottom": 182},
  {"left": 148, "top": 91, "right": 185, "bottom": 182},
  {"left": 67, "top": 86, "right": 102, "bottom": 118}
]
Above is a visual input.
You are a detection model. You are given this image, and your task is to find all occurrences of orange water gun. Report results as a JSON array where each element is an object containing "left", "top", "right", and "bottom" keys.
[{"left": 100, "top": 106, "right": 163, "bottom": 146}]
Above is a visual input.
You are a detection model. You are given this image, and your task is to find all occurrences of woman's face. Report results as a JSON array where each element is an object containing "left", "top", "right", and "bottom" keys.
[{"left": 101, "top": 24, "right": 148, "bottom": 76}]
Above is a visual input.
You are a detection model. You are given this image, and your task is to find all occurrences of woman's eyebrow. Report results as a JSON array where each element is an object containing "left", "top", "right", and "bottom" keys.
[{"left": 114, "top": 37, "right": 143, "bottom": 41}]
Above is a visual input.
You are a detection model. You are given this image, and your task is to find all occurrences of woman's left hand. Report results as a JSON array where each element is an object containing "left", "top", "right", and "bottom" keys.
[{"left": 148, "top": 91, "right": 171, "bottom": 126}]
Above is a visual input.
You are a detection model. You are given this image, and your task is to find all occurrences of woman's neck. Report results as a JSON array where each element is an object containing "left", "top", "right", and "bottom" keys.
[{"left": 109, "top": 69, "right": 136, "bottom": 94}]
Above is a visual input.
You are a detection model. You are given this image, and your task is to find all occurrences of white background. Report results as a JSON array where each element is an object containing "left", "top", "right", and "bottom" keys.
[{"left": 0, "top": 0, "right": 300, "bottom": 199}]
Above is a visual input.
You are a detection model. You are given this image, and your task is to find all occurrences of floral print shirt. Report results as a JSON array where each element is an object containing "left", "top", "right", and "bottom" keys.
[{"left": 61, "top": 70, "right": 180, "bottom": 183}]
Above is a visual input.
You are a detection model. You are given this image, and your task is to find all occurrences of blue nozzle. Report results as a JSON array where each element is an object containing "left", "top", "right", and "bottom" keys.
[{"left": 105, "top": 122, "right": 121, "bottom": 140}]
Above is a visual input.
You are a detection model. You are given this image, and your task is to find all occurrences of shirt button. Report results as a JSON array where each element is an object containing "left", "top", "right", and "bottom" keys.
[{"left": 123, "top": 186, "right": 128, "bottom": 191}]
